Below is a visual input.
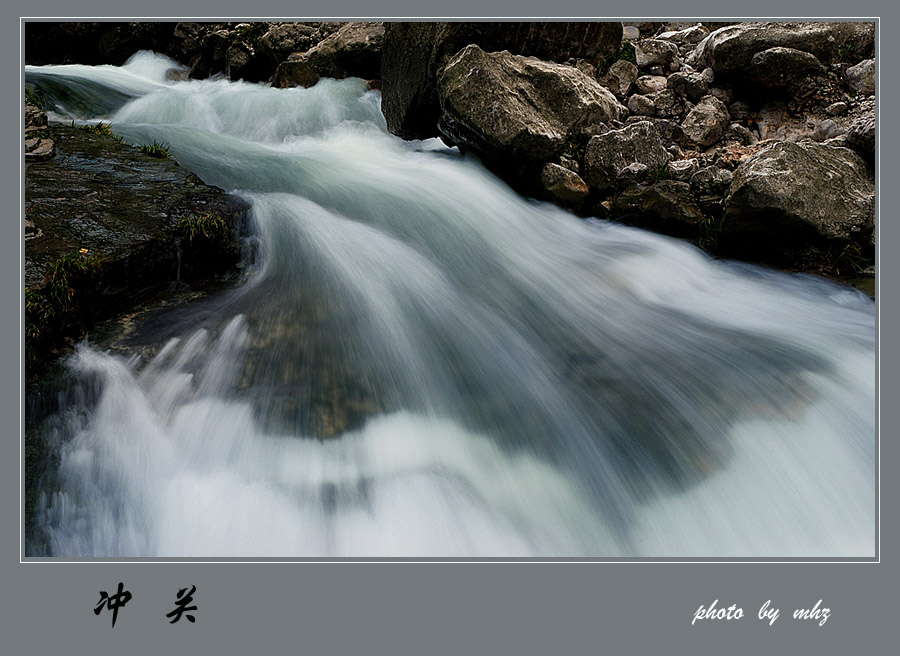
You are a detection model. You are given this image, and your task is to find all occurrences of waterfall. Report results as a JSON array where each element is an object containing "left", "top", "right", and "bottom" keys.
[{"left": 25, "top": 52, "right": 876, "bottom": 558}]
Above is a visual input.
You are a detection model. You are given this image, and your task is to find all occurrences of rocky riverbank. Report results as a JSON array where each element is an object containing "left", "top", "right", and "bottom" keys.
[
  {"left": 24, "top": 101, "right": 250, "bottom": 381},
  {"left": 24, "top": 20, "right": 876, "bottom": 293},
  {"left": 379, "top": 21, "right": 876, "bottom": 291}
]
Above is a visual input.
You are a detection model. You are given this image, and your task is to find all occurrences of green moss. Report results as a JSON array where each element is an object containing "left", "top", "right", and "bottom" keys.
[
  {"left": 177, "top": 212, "right": 228, "bottom": 244},
  {"left": 140, "top": 141, "right": 172, "bottom": 159}
]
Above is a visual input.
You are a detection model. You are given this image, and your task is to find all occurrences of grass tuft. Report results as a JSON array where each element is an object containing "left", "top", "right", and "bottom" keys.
[
  {"left": 177, "top": 212, "right": 228, "bottom": 244},
  {"left": 140, "top": 141, "right": 172, "bottom": 159}
]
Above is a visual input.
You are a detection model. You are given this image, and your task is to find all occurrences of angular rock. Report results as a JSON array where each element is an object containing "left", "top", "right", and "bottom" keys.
[
  {"left": 690, "top": 165, "right": 733, "bottom": 196},
  {"left": 691, "top": 22, "right": 875, "bottom": 75},
  {"left": 681, "top": 95, "right": 730, "bottom": 148},
  {"left": 627, "top": 94, "right": 655, "bottom": 116},
  {"left": 257, "top": 23, "right": 319, "bottom": 63},
  {"left": 583, "top": 121, "right": 671, "bottom": 192},
  {"left": 748, "top": 46, "right": 826, "bottom": 91},
  {"left": 657, "top": 23, "right": 710, "bottom": 45},
  {"left": 25, "top": 100, "right": 55, "bottom": 162},
  {"left": 270, "top": 57, "right": 321, "bottom": 88},
  {"left": 669, "top": 158, "right": 701, "bottom": 181},
  {"left": 811, "top": 119, "right": 846, "bottom": 142},
  {"left": 667, "top": 71, "right": 709, "bottom": 101},
  {"left": 600, "top": 59, "right": 638, "bottom": 96},
  {"left": 728, "top": 101, "right": 752, "bottom": 121},
  {"left": 540, "top": 163, "right": 590, "bottom": 206},
  {"left": 381, "top": 21, "right": 623, "bottom": 140},
  {"left": 635, "top": 75, "right": 668, "bottom": 94},
  {"left": 722, "top": 141, "right": 875, "bottom": 259},
  {"left": 726, "top": 123, "right": 758, "bottom": 145},
  {"left": 634, "top": 39, "right": 680, "bottom": 69},
  {"left": 847, "top": 110, "right": 875, "bottom": 160},
  {"left": 302, "top": 22, "right": 384, "bottom": 81},
  {"left": 648, "top": 88, "right": 687, "bottom": 120},
  {"left": 844, "top": 58, "right": 875, "bottom": 96},
  {"left": 270, "top": 22, "right": 384, "bottom": 88},
  {"left": 225, "top": 41, "right": 256, "bottom": 80},
  {"left": 437, "top": 45, "right": 625, "bottom": 177},
  {"left": 611, "top": 180, "right": 706, "bottom": 237}
]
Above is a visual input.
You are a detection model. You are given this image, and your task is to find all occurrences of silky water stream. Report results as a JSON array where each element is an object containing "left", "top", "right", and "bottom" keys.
[{"left": 25, "top": 53, "right": 876, "bottom": 557}]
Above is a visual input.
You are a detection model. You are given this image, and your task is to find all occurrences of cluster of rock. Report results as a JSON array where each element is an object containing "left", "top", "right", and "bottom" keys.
[
  {"left": 378, "top": 21, "right": 876, "bottom": 275},
  {"left": 24, "top": 21, "right": 385, "bottom": 89},
  {"left": 25, "top": 21, "right": 876, "bottom": 279}
]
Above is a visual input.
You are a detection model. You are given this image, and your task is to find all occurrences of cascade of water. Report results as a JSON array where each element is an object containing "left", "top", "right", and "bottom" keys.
[{"left": 25, "top": 53, "right": 876, "bottom": 557}]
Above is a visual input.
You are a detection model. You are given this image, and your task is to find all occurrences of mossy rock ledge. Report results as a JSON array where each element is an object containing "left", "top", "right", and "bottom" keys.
[{"left": 25, "top": 123, "right": 250, "bottom": 380}]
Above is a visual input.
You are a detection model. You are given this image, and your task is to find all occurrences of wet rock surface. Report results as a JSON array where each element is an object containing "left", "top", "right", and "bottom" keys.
[{"left": 25, "top": 123, "right": 249, "bottom": 379}]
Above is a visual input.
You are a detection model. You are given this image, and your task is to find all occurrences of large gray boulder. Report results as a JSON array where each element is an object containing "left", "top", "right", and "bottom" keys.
[
  {"left": 381, "top": 21, "right": 623, "bottom": 140},
  {"left": 583, "top": 121, "right": 671, "bottom": 192},
  {"left": 690, "top": 22, "right": 874, "bottom": 76},
  {"left": 437, "top": 45, "right": 625, "bottom": 178},
  {"left": 722, "top": 141, "right": 874, "bottom": 258}
]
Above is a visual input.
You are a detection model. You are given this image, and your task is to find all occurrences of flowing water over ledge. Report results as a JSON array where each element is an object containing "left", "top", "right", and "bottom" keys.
[{"left": 25, "top": 53, "right": 876, "bottom": 558}]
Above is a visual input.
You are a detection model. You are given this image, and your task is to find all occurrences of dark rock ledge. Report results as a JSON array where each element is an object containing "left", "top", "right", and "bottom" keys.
[{"left": 24, "top": 105, "right": 249, "bottom": 381}]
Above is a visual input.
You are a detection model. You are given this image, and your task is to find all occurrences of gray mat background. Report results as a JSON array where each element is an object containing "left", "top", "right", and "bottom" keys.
[{"left": 4, "top": 2, "right": 894, "bottom": 653}]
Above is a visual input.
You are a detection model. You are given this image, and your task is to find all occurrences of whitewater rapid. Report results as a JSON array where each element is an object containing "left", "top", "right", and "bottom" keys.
[{"left": 26, "top": 52, "right": 876, "bottom": 558}]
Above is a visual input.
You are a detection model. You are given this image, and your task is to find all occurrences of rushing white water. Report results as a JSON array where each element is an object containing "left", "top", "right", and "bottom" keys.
[{"left": 26, "top": 53, "right": 876, "bottom": 558}]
